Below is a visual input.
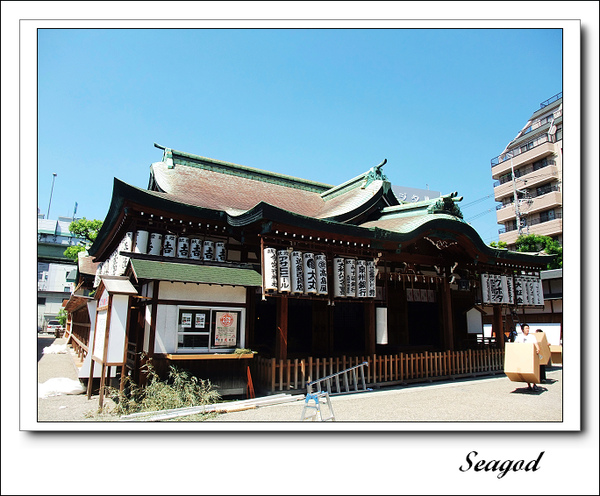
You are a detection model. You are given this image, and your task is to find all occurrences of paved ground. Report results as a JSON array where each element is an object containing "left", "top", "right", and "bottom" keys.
[
  {"left": 208, "top": 369, "right": 563, "bottom": 423},
  {"left": 36, "top": 335, "right": 562, "bottom": 424}
]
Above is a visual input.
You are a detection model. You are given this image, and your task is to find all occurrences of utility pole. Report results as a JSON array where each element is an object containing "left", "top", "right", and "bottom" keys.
[{"left": 46, "top": 173, "right": 57, "bottom": 220}]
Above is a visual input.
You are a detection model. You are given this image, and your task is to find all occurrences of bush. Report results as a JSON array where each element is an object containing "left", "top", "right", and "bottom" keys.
[{"left": 108, "top": 359, "right": 221, "bottom": 420}]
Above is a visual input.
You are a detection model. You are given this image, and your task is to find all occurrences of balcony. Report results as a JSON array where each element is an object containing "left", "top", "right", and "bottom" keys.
[
  {"left": 491, "top": 141, "right": 558, "bottom": 178},
  {"left": 496, "top": 203, "right": 518, "bottom": 223},
  {"left": 523, "top": 190, "right": 562, "bottom": 215}
]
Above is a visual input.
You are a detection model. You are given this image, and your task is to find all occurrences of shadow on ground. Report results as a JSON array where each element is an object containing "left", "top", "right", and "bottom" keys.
[{"left": 37, "top": 335, "right": 56, "bottom": 362}]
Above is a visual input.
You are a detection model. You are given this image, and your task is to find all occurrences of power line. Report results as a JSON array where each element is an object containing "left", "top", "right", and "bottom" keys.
[
  {"left": 461, "top": 193, "right": 493, "bottom": 209},
  {"left": 466, "top": 208, "right": 494, "bottom": 222}
]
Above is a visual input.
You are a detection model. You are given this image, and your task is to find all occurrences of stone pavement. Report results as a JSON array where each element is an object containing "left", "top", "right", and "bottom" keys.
[
  {"left": 36, "top": 335, "right": 562, "bottom": 424},
  {"left": 207, "top": 367, "right": 563, "bottom": 423}
]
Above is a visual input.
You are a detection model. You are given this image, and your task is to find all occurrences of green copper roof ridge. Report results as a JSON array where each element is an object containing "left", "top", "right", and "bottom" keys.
[{"left": 161, "top": 147, "right": 334, "bottom": 193}]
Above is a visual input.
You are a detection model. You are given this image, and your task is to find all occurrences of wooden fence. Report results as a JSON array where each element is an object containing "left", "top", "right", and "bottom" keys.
[{"left": 254, "top": 349, "right": 505, "bottom": 394}]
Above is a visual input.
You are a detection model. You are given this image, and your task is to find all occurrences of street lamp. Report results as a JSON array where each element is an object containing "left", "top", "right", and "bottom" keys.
[{"left": 47, "top": 173, "right": 57, "bottom": 220}]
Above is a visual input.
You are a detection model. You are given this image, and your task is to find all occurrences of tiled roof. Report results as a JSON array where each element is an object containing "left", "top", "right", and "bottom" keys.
[
  {"left": 78, "top": 253, "right": 100, "bottom": 275},
  {"left": 150, "top": 148, "right": 394, "bottom": 221},
  {"left": 130, "top": 259, "right": 262, "bottom": 287}
]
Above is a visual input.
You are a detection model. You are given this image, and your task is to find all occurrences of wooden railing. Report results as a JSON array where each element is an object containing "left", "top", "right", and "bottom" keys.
[{"left": 254, "top": 349, "right": 505, "bottom": 394}]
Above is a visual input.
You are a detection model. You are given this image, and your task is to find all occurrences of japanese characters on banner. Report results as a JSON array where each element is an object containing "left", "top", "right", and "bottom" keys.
[
  {"left": 345, "top": 258, "right": 356, "bottom": 297},
  {"left": 290, "top": 251, "right": 304, "bottom": 294},
  {"left": 277, "top": 249, "right": 291, "bottom": 293},
  {"left": 333, "top": 257, "right": 346, "bottom": 297},
  {"left": 316, "top": 254, "right": 328, "bottom": 295},
  {"left": 367, "top": 261, "right": 377, "bottom": 298},
  {"left": 303, "top": 252, "right": 318, "bottom": 294},
  {"left": 262, "top": 247, "right": 376, "bottom": 298},
  {"left": 263, "top": 247, "right": 278, "bottom": 292},
  {"left": 480, "top": 274, "right": 513, "bottom": 305},
  {"left": 480, "top": 273, "right": 543, "bottom": 306},
  {"left": 514, "top": 275, "right": 544, "bottom": 306}
]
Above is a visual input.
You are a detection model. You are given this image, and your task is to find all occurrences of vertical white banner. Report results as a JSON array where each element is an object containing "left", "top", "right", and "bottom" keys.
[
  {"left": 148, "top": 233, "right": 162, "bottom": 256},
  {"left": 263, "top": 247, "right": 278, "bottom": 291},
  {"left": 376, "top": 307, "right": 388, "bottom": 345},
  {"left": 303, "top": 252, "right": 318, "bottom": 294},
  {"left": 135, "top": 230, "right": 149, "bottom": 254},
  {"left": 162, "top": 235, "right": 176, "bottom": 257},
  {"left": 215, "top": 242, "right": 227, "bottom": 262},
  {"left": 345, "top": 258, "right": 356, "bottom": 298},
  {"left": 202, "top": 240, "right": 215, "bottom": 261},
  {"left": 277, "top": 249, "right": 291, "bottom": 293},
  {"left": 189, "top": 238, "right": 202, "bottom": 260},
  {"left": 356, "top": 260, "right": 367, "bottom": 298},
  {"left": 333, "top": 257, "right": 345, "bottom": 298},
  {"left": 177, "top": 236, "right": 190, "bottom": 258},
  {"left": 290, "top": 251, "right": 304, "bottom": 294},
  {"left": 367, "top": 260, "right": 377, "bottom": 298},
  {"left": 315, "top": 253, "right": 328, "bottom": 295}
]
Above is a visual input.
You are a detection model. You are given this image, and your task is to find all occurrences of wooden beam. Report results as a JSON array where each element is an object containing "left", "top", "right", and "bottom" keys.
[
  {"left": 275, "top": 295, "right": 288, "bottom": 361},
  {"left": 442, "top": 278, "right": 454, "bottom": 350},
  {"left": 365, "top": 300, "right": 376, "bottom": 356}
]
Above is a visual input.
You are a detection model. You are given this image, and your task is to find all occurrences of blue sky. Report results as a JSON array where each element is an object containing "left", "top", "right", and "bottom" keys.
[{"left": 37, "top": 28, "right": 562, "bottom": 243}]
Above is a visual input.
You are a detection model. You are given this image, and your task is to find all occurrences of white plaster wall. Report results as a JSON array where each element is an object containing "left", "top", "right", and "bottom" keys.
[
  {"left": 154, "top": 304, "right": 178, "bottom": 354},
  {"left": 158, "top": 281, "right": 245, "bottom": 303},
  {"left": 107, "top": 294, "right": 129, "bottom": 363}
]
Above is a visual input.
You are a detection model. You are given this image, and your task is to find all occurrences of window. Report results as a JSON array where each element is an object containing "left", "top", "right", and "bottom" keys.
[
  {"left": 177, "top": 307, "right": 243, "bottom": 352},
  {"left": 38, "top": 297, "right": 46, "bottom": 305},
  {"left": 540, "top": 210, "right": 556, "bottom": 223}
]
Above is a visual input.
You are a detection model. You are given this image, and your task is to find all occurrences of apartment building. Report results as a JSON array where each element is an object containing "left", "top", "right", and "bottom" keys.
[
  {"left": 491, "top": 92, "right": 563, "bottom": 249},
  {"left": 37, "top": 214, "right": 85, "bottom": 330}
]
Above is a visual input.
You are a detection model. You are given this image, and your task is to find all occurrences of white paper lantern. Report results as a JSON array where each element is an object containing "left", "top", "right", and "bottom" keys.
[
  {"left": 345, "top": 258, "right": 356, "bottom": 298},
  {"left": 134, "top": 230, "right": 149, "bottom": 254},
  {"left": 290, "top": 251, "right": 304, "bottom": 294},
  {"left": 277, "top": 249, "right": 291, "bottom": 293},
  {"left": 122, "top": 232, "right": 133, "bottom": 252},
  {"left": 315, "top": 254, "right": 328, "bottom": 295},
  {"left": 202, "top": 240, "right": 215, "bottom": 261},
  {"left": 303, "top": 252, "right": 318, "bottom": 294},
  {"left": 333, "top": 257, "right": 346, "bottom": 298},
  {"left": 263, "top": 247, "right": 278, "bottom": 291},
  {"left": 148, "top": 233, "right": 162, "bottom": 256},
  {"left": 189, "top": 238, "right": 202, "bottom": 260},
  {"left": 177, "top": 236, "right": 190, "bottom": 258},
  {"left": 162, "top": 235, "right": 177, "bottom": 257},
  {"left": 216, "top": 242, "right": 227, "bottom": 262},
  {"left": 356, "top": 260, "right": 367, "bottom": 298}
]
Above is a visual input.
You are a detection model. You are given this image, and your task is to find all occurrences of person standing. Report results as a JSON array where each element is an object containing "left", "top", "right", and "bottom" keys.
[
  {"left": 536, "top": 329, "right": 547, "bottom": 383},
  {"left": 515, "top": 324, "right": 542, "bottom": 391}
]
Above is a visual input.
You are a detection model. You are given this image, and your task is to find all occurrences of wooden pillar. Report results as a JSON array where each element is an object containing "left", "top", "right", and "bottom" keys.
[
  {"left": 492, "top": 306, "right": 504, "bottom": 349},
  {"left": 275, "top": 295, "right": 288, "bottom": 361},
  {"left": 365, "top": 300, "right": 376, "bottom": 356},
  {"left": 442, "top": 278, "right": 454, "bottom": 350}
]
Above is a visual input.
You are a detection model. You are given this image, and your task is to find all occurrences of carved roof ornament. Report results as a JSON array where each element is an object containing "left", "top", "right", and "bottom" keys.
[
  {"left": 426, "top": 191, "right": 464, "bottom": 219},
  {"left": 361, "top": 159, "right": 388, "bottom": 189}
]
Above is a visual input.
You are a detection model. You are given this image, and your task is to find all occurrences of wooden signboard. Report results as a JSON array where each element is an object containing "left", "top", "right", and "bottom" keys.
[{"left": 504, "top": 343, "right": 541, "bottom": 384}]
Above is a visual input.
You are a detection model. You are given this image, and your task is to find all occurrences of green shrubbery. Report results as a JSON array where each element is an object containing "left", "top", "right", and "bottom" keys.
[{"left": 108, "top": 359, "right": 221, "bottom": 420}]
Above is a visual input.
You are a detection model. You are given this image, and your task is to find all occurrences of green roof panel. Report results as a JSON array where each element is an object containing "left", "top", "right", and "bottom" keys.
[{"left": 130, "top": 259, "right": 262, "bottom": 287}]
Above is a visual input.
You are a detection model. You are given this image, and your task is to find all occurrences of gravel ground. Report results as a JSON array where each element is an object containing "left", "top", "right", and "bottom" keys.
[{"left": 36, "top": 336, "right": 562, "bottom": 424}]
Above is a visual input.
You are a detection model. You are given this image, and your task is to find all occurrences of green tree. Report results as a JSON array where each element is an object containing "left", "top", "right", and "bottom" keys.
[
  {"left": 489, "top": 241, "right": 508, "bottom": 249},
  {"left": 57, "top": 308, "right": 68, "bottom": 327},
  {"left": 514, "top": 234, "right": 562, "bottom": 269},
  {"left": 63, "top": 218, "right": 103, "bottom": 261}
]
